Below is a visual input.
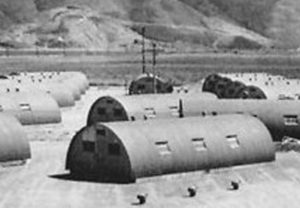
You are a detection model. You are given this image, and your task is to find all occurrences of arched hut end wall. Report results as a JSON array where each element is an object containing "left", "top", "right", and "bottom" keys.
[{"left": 87, "top": 96, "right": 130, "bottom": 126}]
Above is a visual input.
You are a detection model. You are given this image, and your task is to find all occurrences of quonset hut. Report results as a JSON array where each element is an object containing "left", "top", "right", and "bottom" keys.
[
  {"left": 0, "top": 83, "right": 75, "bottom": 108},
  {"left": 202, "top": 74, "right": 267, "bottom": 99},
  {"left": 129, "top": 73, "right": 173, "bottom": 95},
  {"left": 86, "top": 93, "right": 217, "bottom": 125},
  {"left": 6, "top": 92, "right": 61, "bottom": 125},
  {"left": 0, "top": 114, "right": 31, "bottom": 163},
  {"left": 87, "top": 96, "right": 300, "bottom": 141},
  {"left": 7, "top": 71, "right": 89, "bottom": 105},
  {"left": 184, "top": 99, "right": 300, "bottom": 141},
  {"left": 66, "top": 114, "right": 275, "bottom": 183}
]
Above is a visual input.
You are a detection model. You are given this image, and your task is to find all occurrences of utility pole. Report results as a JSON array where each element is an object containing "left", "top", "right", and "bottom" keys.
[
  {"left": 179, "top": 99, "right": 184, "bottom": 118},
  {"left": 141, "top": 27, "right": 146, "bottom": 74},
  {"left": 152, "top": 42, "right": 157, "bottom": 94}
]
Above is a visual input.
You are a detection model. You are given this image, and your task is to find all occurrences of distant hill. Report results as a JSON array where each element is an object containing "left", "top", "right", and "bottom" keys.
[{"left": 0, "top": 0, "right": 298, "bottom": 50}]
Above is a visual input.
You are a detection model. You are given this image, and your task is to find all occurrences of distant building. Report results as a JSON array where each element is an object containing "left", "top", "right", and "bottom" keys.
[
  {"left": 87, "top": 95, "right": 300, "bottom": 141},
  {"left": 86, "top": 93, "right": 217, "bottom": 125},
  {"left": 129, "top": 73, "right": 173, "bottom": 95},
  {"left": 202, "top": 74, "right": 267, "bottom": 99}
]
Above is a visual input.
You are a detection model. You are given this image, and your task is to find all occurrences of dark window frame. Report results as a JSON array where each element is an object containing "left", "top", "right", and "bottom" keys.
[
  {"left": 155, "top": 141, "right": 171, "bottom": 155},
  {"left": 97, "top": 107, "right": 106, "bottom": 115},
  {"left": 284, "top": 115, "right": 299, "bottom": 126},
  {"left": 82, "top": 141, "right": 95, "bottom": 152},
  {"left": 96, "top": 129, "right": 106, "bottom": 136},
  {"left": 113, "top": 108, "right": 123, "bottom": 117},
  {"left": 108, "top": 143, "right": 121, "bottom": 156},
  {"left": 137, "top": 84, "right": 146, "bottom": 90},
  {"left": 191, "top": 138, "right": 207, "bottom": 152}
]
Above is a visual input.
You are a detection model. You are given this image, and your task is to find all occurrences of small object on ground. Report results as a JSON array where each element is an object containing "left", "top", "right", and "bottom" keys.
[
  {"left": 136, "top": 193, "right": 148, "bottom": 205},
  {"left": 187, "top": 186, "right": 197, "bottom": 197},
  {"left": 229, "top": 180, "right": 240, "bottom": 190}
]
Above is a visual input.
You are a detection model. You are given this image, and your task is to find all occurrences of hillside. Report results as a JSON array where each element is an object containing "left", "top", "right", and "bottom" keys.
[{"left": 0, "top": 0, "right": 298, "bottom": 50}]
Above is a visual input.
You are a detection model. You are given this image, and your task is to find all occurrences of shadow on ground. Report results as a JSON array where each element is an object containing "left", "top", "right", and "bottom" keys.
[{"left": 49, "top": 173, "right": 133, "bottom": 185}]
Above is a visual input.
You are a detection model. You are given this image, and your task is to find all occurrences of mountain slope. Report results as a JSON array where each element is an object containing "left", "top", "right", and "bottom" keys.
[
  {"left": 0, "top": 0, "right": 37, "bottom": 29},
  {"left": 1, "top": 0, "right": 297, "bottom": 50},
  {"left": 267, "top": 0, "right": 300, "bottom": 48}
]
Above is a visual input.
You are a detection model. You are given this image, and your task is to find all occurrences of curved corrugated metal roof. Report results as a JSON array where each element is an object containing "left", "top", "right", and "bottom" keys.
[
  {"left": 86, "top": 93, "right": 217, "bottom": 125},
  {"left": 184, "top": 99, "right": 300, "bottom": 141},
  {"left": 129, "top": 73, "right": 173, "bottom": 95},
  {"left": 6, "top": 92, "right": 61, "bottom": 125},
  {"left": 67, "top": 114, "right": 275, "bottom": 182},
  {"left": 0, "top": 113, "right": 30, "bottom": 163}
]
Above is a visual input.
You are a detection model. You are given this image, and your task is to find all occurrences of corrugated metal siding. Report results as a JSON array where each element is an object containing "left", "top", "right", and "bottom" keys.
[
  {"left": 67, "top": 114, "right": 275, "bottom": 182},
  {"left": 129, "top": 73, "right": 173, "bottom": 95},
  {"left": 0, "top": 114, "right": 30, "bottom": 162},
  {"left": 6, "top": 71, "right": 88, "bottom": 104},
  {"left": 184, "top": 99, "right": 300, "bottom": 141},
  {"left": 6, "top": 92, "right": 61, "bottom": 125},
  {"left": 113, "top": 115, "right": 274, "bottom": 180},
  {"left": 89, "top": 97, "right": 300, "bottom": 141},
  {"left": 86, "top": 93, "right": 217, "bottom": 125}
]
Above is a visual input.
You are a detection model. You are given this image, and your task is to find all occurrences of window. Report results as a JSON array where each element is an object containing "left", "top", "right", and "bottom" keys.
[
  {"left": 145, "top": 77, "right": 153, "bottom": 82},
  {"left": 82, "top": 141, "right": 95, "bottom": 152},
  {"left": 156, "top": 84, "right": 161, "bottom": 91},
  {"left": 191, "top": 138, "right": 207, "bottom": 152},
  {"left": 212, "top": 111, "right": 218, "bottom": 116},
  {"left": 217, "top": 84, "right": 224, "bottom": 89},
  {"left": 137, "top": 84, "right": 145, "bottom": 90},
  {"left": 97, "top": 107, "right": 106, "bottom": 115},
  {"left": 108, "top": 143, "right": 121, "bottom": 156},
  {"left": 106, "top": 99, "right": 113, "bottom": 104},
  {"left": 144, "top": 107, "right": 156, "bottom": 119},
  {"left": 226, "top": 135, "right": 240, "bottom": 149},
  {"left": 96, "top": 128, "right": 106, "bottom": 136},
  {"left": 113, "top": 108, "right": 123, "bottom": 117},
  {"left": 19, "top": 103, "right": 31, "bottom": 111},
  {"left": 0, "top": 105, "right": 3, "bottom": 112},
  {"left": 228, "top": 89, "right": 234, "bottom": 94},
  {"left": 284, "top": 115, "right": 299, "bottom": 126},
  {"left": 169, "top": 106, "right": 179, "bottom": 117},
  {"left": 155, "top": 141, "right": 171, "bottom": 156}
]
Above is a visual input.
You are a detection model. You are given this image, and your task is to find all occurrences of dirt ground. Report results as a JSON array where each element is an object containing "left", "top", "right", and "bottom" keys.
[{"left": 1, "top": 86, "right": 300, "bottom": 208}]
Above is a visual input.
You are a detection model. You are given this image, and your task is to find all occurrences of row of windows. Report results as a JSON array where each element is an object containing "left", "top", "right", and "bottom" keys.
[
  {"left": 137, "top": 84, "right": 162, "bottom": 91},
  {"left": 83, "top": 134, "right": 241, "bottom": 157},
  {"left": 97, "top": 106, "right": 300, "bottom": 126},
  {"left": 82, "top": 141, "right": 121, "bottom": 156},
  {"left": 97, "top": 107, "right": 123, "bottom": 117},
  {"left": 155, "top": 135, "right": 240, "bottom": 156}
]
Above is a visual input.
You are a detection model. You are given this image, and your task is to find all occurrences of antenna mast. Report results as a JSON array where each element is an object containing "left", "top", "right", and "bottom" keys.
[
  {"left": 141, "top": 27, "right": 146, "bottom": 74},
  {"left": 152, "top": 42, "right": 157, "bottom": 94}
]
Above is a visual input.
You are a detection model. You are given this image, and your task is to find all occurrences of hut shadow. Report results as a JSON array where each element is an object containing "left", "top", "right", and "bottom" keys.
[
  {"left": 49, "top": 173, "right": 132, "bottom": 185},
  {"left": 131, "top": 202, "right": 143, "bottom": 206}
]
